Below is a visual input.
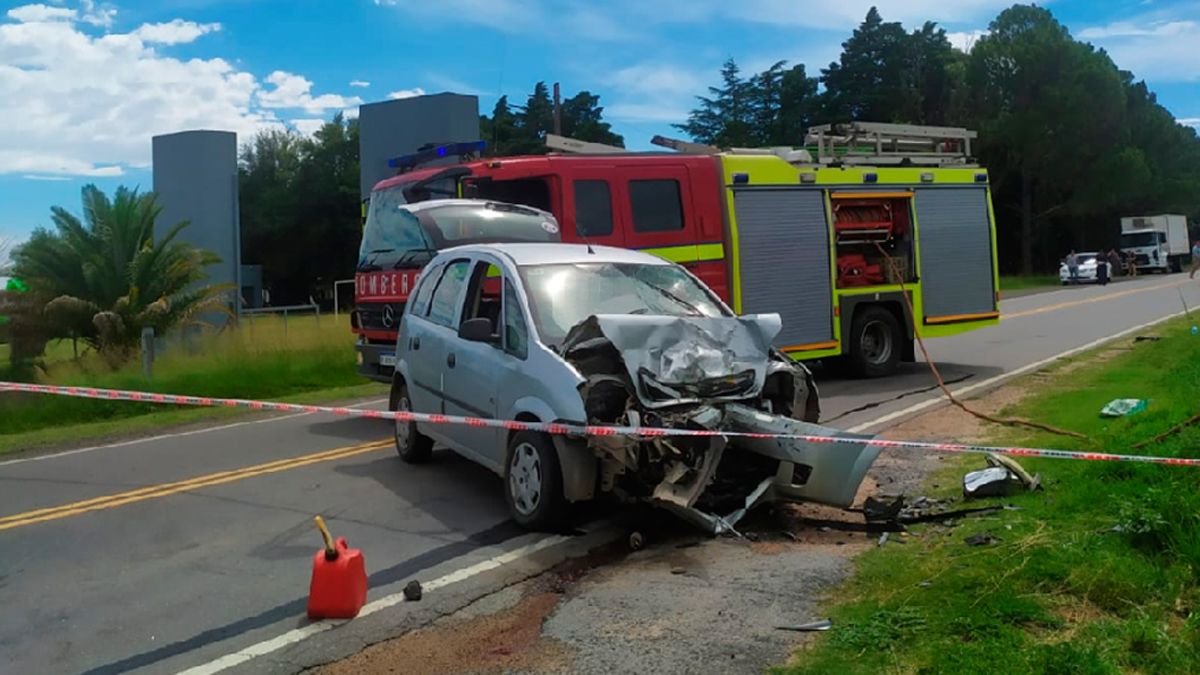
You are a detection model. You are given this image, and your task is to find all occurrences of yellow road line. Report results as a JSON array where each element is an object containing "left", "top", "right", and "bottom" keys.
[
  {"left": 0, "top": 439, "right": 391, "bottom": 532},
  {"left": 1003, "top": 279, "right": 1190, "bottom": 320}
]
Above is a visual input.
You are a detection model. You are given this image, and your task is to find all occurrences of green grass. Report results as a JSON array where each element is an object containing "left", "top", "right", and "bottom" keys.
[
  {"left": 1001, "top": 274, "right": 1061, "bottom": 292},
  {"left": 0, "top": 315, "right": 386, "bottom": 453},
  {"left": 778, "top": 319, "right": 1200, "bottom": 675}
]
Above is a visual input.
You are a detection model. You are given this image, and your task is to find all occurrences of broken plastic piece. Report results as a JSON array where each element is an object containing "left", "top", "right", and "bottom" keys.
[
  {"left": 1100, "top": 398, "right": 1148, "bottom": 417},
  {"left": 963, "top": 466, "right": 1022, "bottom": 499},
  {"left": 776, "top": 619, "right": 833, "bottom": 632},
  {"left": 985, "top": 452, "right": 1041, "bottom": 491}
]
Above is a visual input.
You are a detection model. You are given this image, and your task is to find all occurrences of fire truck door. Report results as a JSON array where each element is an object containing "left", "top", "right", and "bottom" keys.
[
  {"left": 732, "top": 187, "right": 834, "bottom": 349},
  {"left": 618, "top": 167, "right": 699, "bottom": 263},
  {"left": 914, "top": 187, "right": 997, "bottom": 321},
  {"left": 565, "top": 173, "right": 626, "bottom": 248}
]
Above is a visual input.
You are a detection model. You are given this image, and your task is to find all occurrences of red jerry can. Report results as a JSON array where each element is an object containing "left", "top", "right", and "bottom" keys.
[{"left": 307, "top": 516, "right": 367, "bottom": 619}]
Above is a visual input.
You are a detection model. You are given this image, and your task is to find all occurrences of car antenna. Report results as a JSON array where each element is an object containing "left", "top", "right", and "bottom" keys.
[{"left": 578, "top": 232, "right": 596, "bottom": 254}]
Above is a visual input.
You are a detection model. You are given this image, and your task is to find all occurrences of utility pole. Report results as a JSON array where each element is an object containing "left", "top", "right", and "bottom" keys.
[{"left": 552, "top": 82, "right": 562, "bottom": 136}]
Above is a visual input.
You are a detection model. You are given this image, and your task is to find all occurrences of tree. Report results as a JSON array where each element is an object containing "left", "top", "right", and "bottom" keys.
[
  {"left": 969, "top": 5, "right": 1137, "bottom": 273},
  {"left": 239, "top": 114, "right": 361, "bottom": 304},
  {"left": 11, "top": 186, "right": 230, "bottom": 364},
  {"left": 675, "top": 59, "right": 757, "bottom": 147},
  {"left": 818, "top": 7, "right": 919, "bottom": 124},
  {"left": 480, "top": 83, "right": 624, "bottom": 155},
  {"left": 560, "top": 91, "right": 624, "bottom": 147}
]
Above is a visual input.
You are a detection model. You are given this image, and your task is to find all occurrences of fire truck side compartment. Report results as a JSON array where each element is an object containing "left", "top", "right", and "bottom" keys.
[
  {"left": 914, "top": 186, "right": 997, "bottom": 320},
  {"left": 731, "top": 187, "right": 835, "bottom": 348}
]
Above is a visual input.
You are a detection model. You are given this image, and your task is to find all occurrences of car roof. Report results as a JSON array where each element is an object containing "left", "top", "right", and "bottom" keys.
[{"left": 440, "top": 243, "right": 674, "bottom": 267}]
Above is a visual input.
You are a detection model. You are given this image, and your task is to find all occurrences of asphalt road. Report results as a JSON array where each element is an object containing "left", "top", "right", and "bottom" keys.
[{"left": 1, "top": 274, "right": 1197, "bottom": 674}]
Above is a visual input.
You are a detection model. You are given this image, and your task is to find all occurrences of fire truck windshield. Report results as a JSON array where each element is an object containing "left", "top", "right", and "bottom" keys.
[{"left": 358, "top": 187, "right": 430, "bottom": 271}]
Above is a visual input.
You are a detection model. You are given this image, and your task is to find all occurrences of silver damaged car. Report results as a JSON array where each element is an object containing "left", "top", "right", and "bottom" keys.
[{"left": 389, "top": 243, "right": 881, "bottom": 532}]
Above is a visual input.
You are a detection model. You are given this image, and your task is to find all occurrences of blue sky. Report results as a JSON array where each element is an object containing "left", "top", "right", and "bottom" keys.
[{"left": 2, "top": 0, "right": 1198, "bottom": 252}]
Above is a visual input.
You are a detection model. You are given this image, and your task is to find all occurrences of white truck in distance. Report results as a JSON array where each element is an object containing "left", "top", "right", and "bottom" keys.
[{"left": 1120, "top": 214, "right": 1190, "bottom": 273}]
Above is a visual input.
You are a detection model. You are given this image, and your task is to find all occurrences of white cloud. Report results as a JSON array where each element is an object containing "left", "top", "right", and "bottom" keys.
[
  {"left": 78, "top": 0, "right": 115, "bottom": 28},
  {"left": 946, "top": 29, "right": 987, "bottom": 53},
  {"left": 1078, "top": 20, "right": 1195, "bottom": 39},
  {"left": 349, "top": 79, "right": 370, "bottom": 87},
  {"left": 21, "top": 174, "right": 74, "bottom": 181},
  {"left": 258, "top": 71, "right": 364, "bottom": 113},
  {"left": 7, "top": 4, "right": 77, "bottom": 23},
  {"left": 387, "top": 87, "right": 426, "bottom": 99},
  {"left": 132, "top": 19, "right": 220, "bottom": 45},
  {"left": 291, "top": 118, "right": 326, "bottom": 136},
  {"left": 606, "top": 64, "right": 705, "bottom": 97},
  {"left": 0, "top": 3, "right": 358, "bottom": 177},
  {"left": 1078, "top": 17, "right": 1200, "bottom": 81},
  {"left": 377, "top": 0, "right": 1027, "bottom": 38},
  {"left": 1179, "top": 117, "right": 1200, "bottom": 127}
]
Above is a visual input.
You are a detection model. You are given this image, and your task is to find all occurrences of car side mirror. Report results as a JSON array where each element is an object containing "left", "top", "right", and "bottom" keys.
[{"left": 459, "top": 317, "right": 498, "bottom": 343}]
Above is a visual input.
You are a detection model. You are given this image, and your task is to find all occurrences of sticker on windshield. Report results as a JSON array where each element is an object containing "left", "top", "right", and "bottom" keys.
[{"left": 541, "top": 221, "right": 559, "bottom": 234}]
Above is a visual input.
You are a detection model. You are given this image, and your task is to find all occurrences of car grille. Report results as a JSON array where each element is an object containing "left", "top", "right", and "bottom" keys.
[
  {"left": 356, "top": 301, "right": 405, "bottom": 332},
  {"left": 1135, "top": 254, "right": 1150, "bottom": 265}
]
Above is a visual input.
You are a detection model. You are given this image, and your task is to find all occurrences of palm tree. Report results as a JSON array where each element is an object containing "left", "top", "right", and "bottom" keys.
[{"left": 11, "top": 185, "right": 231, "bottom": 364}]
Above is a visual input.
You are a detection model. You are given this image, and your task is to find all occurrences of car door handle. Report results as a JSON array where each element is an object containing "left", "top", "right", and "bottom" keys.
[
  {"left": 447, "top": 353, "right": 456, "bottom": 368},
  {"left": 411, "top": 336, "right": 420, "bottom": 350}
]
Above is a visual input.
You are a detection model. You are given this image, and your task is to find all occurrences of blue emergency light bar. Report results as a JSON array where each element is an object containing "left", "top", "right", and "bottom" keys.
[{"left": 388, "top": 140, "right": 487, "bottom": 170}]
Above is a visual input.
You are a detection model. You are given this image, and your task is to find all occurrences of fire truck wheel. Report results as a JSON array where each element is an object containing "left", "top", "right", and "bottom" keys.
[
  {"left": 390, "top": 381, "right": 433, "bottom": 463},
  {"left": 848, "top": 306, "right": 901, "bottom": 378}
]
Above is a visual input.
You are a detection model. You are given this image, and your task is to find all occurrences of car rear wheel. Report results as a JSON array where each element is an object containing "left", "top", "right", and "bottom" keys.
[
  {"left": 390, "top": 381, "right": 432, "bottom": 463},
  {"left": 847, "top": 306, "right": 901, "bottom": 378},
  {"left": 504, "top": 431, "right": 567, "bottom": 531}
]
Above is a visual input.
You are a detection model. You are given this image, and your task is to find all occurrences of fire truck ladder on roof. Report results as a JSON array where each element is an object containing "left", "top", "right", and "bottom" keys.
[{"left": 806, "top": 122, "right": 977, "bottom": 167}]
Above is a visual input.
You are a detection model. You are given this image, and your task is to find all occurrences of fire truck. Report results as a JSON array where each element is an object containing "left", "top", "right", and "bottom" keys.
[{"left": 352, "top": 122, "right": 1000, "bottom": 381}]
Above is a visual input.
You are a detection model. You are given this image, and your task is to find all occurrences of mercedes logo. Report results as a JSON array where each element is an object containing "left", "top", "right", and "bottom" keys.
[{"left": 382, "top": 304, "right": 395, "bottom": 328}]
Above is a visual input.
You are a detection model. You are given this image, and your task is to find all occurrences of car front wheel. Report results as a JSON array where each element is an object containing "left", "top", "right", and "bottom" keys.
[
  {"left": 390, "top": 381, "right": 433, "bottom": 463},
  {"left": 504, "top": 431, "right": 567, "bottom": 531}
]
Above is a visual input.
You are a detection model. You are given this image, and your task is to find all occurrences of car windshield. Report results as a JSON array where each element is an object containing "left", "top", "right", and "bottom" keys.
[
  {"left": 519, "top": 262, "right": 729, "bottom": 347},
  {"left": 1121, "top": 232, "right": 1157, "bottom": 247}
]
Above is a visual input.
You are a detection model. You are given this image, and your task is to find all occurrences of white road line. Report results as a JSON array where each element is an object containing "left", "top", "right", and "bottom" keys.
[
  {"left": 846, "top": 310, "right": 1186, "bottom": 434},
  {"left": 176, "top": 534, "right": 568, "bottom": 675},
  {"left": 0, "top": 398, "right": 389, "bottom": 467}
]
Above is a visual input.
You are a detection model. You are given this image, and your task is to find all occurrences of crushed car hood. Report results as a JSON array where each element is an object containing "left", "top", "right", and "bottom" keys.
[
  {"left": 558, "top": 312, "right": 879, "bottom": 535},
  {"left": 561, "top": 314, "right": 783, "bottom": 409}
]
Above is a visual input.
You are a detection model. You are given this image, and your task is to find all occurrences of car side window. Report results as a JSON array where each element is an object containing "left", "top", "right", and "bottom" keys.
[
  {"left": 630, "top": 179, "right": 684, "bottom": 232},
  {"left": 408, "top": 264, "right": 440, "bottom": 317},
  {"left": 503, "top": 278, "right": 529, "bottom": 359},
  {"left": 426, "top": 260, "right": 470, "bottom": 327},
  {"left": 460, "top": 261, "right": 503, "bottom": 335}
]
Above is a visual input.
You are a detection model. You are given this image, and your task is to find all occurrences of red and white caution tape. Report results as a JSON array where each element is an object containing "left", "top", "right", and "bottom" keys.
[{"left": 2, "top": 381, "right": 1198, "bottom": 468}]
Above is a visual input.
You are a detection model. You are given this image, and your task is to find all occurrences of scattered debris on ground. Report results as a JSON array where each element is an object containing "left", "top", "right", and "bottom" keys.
[
  {"left": 321, "top": 383, "right": 1040, "bottom": 674},
  {"left": 964, "top": 532, "right": 1000, "bottom": 547}
]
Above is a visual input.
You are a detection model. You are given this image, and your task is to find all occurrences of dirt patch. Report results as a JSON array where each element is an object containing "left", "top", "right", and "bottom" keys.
[
  {"left": 1049, "top": 342, "right": 1134, "bottom": 376},
  {"left": 318, "top": 591, "right": 573, "bottom": 675}
]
